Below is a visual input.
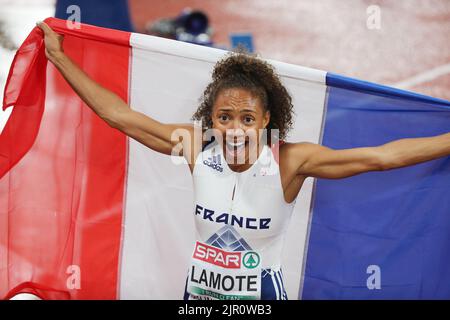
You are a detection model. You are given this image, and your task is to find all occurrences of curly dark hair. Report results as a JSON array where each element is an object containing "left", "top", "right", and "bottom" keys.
[{"left": 192, "top": 50, "right": 294, "bottom": 141}]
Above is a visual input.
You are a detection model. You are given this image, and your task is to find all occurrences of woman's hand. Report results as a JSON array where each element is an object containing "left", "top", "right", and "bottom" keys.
[{"left": 36, "top": 21, "right": 64, "bottom": 62}]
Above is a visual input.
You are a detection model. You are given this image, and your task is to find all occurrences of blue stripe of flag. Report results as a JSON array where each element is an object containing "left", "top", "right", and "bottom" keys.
[{"left": 301, "top": 73, "right": 450, "bottom": 299}]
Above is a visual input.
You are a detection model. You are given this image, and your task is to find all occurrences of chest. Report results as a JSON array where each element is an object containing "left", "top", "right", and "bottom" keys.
[{"left": 193, "top": 159, "right": 294, "bottom": 239}]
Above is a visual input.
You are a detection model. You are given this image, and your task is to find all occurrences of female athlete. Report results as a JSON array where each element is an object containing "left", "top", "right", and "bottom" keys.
[{"left": 38, "top": 22, "right": 450, "bottom": 300}]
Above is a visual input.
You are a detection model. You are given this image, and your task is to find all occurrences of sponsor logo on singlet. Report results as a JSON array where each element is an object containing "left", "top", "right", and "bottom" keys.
[
  {"left": 193, "top": 241, "right": 260, "bottom": 270},
  {"left": 203, "top": 154, "right": 223, "bottom": 172},
  {"left": 205, "top": 225, "right": 252, "bottom": 251}
]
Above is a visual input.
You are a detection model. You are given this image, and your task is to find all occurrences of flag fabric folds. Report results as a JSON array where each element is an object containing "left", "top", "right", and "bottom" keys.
[
  {"left": 1, "top": 18, "right": 449, "bottom": 300},
  {"left": 303, "top": 74, "right": 450, "bottom": 299}
]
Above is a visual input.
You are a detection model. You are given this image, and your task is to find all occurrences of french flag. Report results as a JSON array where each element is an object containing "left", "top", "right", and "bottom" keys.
[{"left": 1, "top": 18, "right": 449, "bottom": 299}]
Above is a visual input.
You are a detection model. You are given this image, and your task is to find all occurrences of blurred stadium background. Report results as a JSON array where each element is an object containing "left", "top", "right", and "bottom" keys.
[{"left": 1, "top": 0, "right": 449, "bottom": 135}]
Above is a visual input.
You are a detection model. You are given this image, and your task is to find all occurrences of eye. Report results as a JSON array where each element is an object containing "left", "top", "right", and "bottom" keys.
[
  {"left": 218, "top": 114, "right": 230, "bottom": 122},
  {"left": 243, "top": 116, "right": 255, "bottom": 124}
]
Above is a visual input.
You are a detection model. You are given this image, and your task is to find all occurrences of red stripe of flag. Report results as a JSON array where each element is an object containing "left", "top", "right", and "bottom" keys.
[{"left": 0, "top": 18, "right": 130, "bottom": 299}]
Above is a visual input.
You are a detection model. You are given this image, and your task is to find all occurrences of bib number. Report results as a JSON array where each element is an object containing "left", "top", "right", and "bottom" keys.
[{"left": 187, "top": 241, "right": 261, "bottom": 300}]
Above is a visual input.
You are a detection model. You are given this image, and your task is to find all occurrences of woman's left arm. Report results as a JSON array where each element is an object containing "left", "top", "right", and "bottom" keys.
[{"left": 291, "top": 132, "right": 450, "bottom": 179}]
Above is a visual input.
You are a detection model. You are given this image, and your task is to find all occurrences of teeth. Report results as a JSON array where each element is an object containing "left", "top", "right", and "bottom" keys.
[{"left": 226, "top": 141, "right": 245, "bottom": 148}]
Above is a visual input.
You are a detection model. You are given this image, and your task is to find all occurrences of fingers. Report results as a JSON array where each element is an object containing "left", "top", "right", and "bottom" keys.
[{"left": 36, "top": 21, "right": 53, "bottom": 35}]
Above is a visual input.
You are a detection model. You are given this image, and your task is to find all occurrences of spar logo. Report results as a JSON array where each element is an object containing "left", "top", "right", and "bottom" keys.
[
  {"left": 243, "top": 252, "right": 260, "bottom": 269},
  {"left": 193, "top": 242, "right": 260, "bottom": 269},
  {"left": 194, "top": 242, "right": 241, "bottom": 269}
]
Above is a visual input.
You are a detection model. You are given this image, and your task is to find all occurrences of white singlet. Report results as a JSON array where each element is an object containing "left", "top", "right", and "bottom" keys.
[{"left": 184, "top": 139, "right": 296, "bottom": 300}]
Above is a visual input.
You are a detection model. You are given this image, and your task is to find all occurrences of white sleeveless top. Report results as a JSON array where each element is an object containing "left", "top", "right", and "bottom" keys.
[{"left": 191, "top": 141, "right": 296, "bottom": 270}]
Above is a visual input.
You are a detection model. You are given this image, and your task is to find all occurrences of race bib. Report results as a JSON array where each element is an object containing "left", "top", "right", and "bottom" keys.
[{"left": 187, "top": 241, "right": 262, "bottom": 300}]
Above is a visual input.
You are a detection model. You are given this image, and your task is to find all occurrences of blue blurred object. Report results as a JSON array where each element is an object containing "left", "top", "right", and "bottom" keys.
[
  {"left": 176, "top": 9, "right": 209, "bottom": 35},
  {"left": 147, "top": 8, "right": 213, "bottom": 46},
  {"left": 230, "top": 33, "right": 254, "bottom": 53},
  {"left": 55, "top": 0, "right": 134, "bottom": 32},
  {"left": 147, "top": 8, "right": 254, "bottom": 50}
]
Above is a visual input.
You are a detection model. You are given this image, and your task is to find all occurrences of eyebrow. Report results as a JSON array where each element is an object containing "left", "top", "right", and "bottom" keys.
[{"left": 217, "top": 107, "right": 257, "bottom": 113}]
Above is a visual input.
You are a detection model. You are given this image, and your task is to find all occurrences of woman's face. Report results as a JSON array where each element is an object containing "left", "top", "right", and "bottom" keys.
[{"left": 211, "top": 87, "right": 270, "bottom": 167}]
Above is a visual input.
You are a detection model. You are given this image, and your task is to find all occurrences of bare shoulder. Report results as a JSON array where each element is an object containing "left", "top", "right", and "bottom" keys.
[
  {"left": 279, "top": 141, "right": 322, "bottom": 162},
  {"left": 165, "top": 123, "right": 202, "bottom": 174},
  {"left": 278, "top": 142, "right": 316, "bottom": 202},
  {"left": 278, "top": 142, "right": 316, "bottom": 175},
  {"left": 279, "top": 141, "right": 329, "bottom": 176}
]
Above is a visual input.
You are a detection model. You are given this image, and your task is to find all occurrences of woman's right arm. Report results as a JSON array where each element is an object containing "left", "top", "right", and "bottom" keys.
[{"left": 37, "top": 22, "right": 198, "bottom": 164}]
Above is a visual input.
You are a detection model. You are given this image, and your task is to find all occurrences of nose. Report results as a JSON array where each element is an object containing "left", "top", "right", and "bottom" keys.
[
  {"left": 232, "top": 118, "right": 245, "bottom": 130},
  {"left": 226, "top": 128, "right": 245, "bottom": 143}
]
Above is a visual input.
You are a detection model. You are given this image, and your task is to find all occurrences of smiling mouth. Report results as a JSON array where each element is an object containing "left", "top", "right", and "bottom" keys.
[
  {"left": 225, "top": 139, "right": 248, "bottom": 159},
  {"left": 226, "top": 140, "right": 246, "bottom": 148}
]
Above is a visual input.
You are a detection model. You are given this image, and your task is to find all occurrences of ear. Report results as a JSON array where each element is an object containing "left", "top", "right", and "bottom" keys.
[{"left": 263, "top": 110, "right": 270, "bottom": 128}]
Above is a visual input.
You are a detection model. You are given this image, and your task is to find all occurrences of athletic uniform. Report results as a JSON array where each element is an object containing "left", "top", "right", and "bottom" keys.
[{"left": 184, "top": 140, "right": 296, "bottom": 300}]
